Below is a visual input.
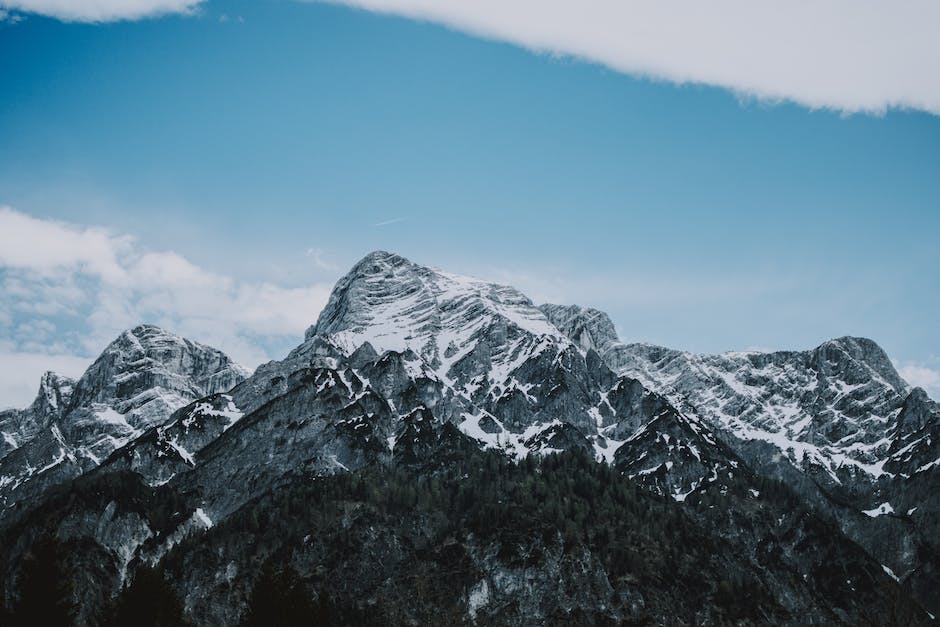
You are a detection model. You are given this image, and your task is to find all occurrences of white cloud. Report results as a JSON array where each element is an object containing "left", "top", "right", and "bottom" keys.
[
  {"left": 0, "top": 0, "right": 200, "bottom": 22},
  {"left": 0, "top": 206, "right": 335, "bottom": 407},
  {"left": 319, "top": 0, "right": 940, "bottom": 115},
  {"left": 897, "top": 364, "right": 940, "bottom": 397},
  {"left": 0, "top": 207, "right": 131, "bottom": 281}
]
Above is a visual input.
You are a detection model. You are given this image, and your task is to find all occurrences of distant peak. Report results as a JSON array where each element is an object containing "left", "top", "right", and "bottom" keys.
[
  {"left": 29, "top": 370, "right": 75, "bottom": 417},
  {"left": 359, "top": 249, "right": 401, "bottom": 262},
  {"left": 96, "top": 325, "right": 182, "bottom": 359},
  {"left": 130, "top": 322, "right": 166, "bottom": 333},
  {"left": 813, "top": 336, "right": 907, "bottom": 393},
  {"left": 68, "top": 324, "right": 249, "bottom": 417},
  {"left": 816, "top": 336, "right": 888, "bottom": 361},
  {"left": 126, "top": 323, "right": 180, "bottom": 340},
  {"left": 539, "top": 303, "right": 621, "bottom": 354},
  {"left": 87, "top": 323, "right": 249, "bottom": 383},
  {"left": 40, "top": 370, "right": 72, "bottom": 386}
]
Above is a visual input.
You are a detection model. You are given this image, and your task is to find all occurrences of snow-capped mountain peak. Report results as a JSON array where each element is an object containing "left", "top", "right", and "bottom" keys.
[
  {"left": 3, "top": 254, "right": 937, "bottom": 623},
  {"left": 309, "top": 251, "right": 570, "bottom": 394},
  {"left": 68, "top": 324, "right": 249, "bottom": 427},
  {"left": 0, "top": 325, "right": 249, "bottom": 509}
]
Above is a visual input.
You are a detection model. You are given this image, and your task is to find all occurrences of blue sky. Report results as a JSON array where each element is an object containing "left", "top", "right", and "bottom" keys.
[{"left": 1, "top": 0, "right": 939, "bottom": 405}]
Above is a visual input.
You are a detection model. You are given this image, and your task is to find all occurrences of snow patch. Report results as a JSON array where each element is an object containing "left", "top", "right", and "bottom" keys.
[
  {"left": 193, "top": 507, "right": 213, "bottom": 529},
  {"left": 166, "top": 438, "right": 195, "bottom": 466},
  {"left": 95, "top": 406, "right": 132, "bottom": 429},
  {"left": 468, "top": 578, "right": 490, "bottom": 619},
  {"left": 592, "top": 435, "right": 624, "bottom": 464},
  {"left": 882, "top": 565, "right": 900, "bottom": 583},
  {"left": 862, "top": 502, "right": 895, "bottom": 517}
]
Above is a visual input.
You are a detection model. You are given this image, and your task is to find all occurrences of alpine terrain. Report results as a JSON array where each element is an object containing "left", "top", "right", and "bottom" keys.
[{"left": 0, "top": 251, "right": 936, "bottom": 625}]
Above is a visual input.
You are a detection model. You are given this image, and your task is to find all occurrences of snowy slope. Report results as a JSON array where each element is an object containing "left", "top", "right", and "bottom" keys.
[
  {"left": 541, "top": 304, "right": 932, "bottom": 481},
  {"left": 310, "top": 251, "right": 571, "bottom": 393},
  {"left": 306, "top": 251, "right": 669, "bottom": 462}
]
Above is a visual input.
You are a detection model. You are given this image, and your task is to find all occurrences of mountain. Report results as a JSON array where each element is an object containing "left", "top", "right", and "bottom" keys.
[
  {"left": 0, "top": 325, "right": 249, "bottom": 512},
  {"left": 0, "top": 252, "right": 935, "bottom": 624},
  {"left": 304, "top": 251, "right": 678, "bottom": 462},
  {"left": 613, "top": 406, "right": 750, "bottom": 501},
  {"left": 99, "top": 254, "right": 693, "bottom": 522},
  {"left": 540, "top": 304, "right": 916, "bottom": 479},
  {"left": 541, "top": 302, "right": 940, "bottom": 615}
]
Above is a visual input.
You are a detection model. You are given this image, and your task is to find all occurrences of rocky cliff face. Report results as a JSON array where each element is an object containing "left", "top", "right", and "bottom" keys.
[
  {"left": 541, "top": 302, "right": 940, "bottom": 615},
  {"left": 0, "top": 325, "right": 249, "bottom": 512},
  {"left": 540, "top": 304, "right": 915, "bottom": 480},
  {"left": 0, "top": 252, "right": 936, "bottom": 624},
  {"left": 0, "top": 371, "right": 75, "bottom": 459},
  {"left": 613, "top": 406, "right": 750, "bottom": 501},
  {"left": 299, "top": 252, "right": 684, "bottom": 467}
]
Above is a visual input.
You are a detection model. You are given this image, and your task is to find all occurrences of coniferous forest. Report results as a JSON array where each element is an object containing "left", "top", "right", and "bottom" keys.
[{"left": 1, "top": 448, "right": 926, "bottom": 625}]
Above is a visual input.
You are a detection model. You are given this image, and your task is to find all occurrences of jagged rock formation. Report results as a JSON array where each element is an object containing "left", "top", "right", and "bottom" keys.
[
  {"left": 541, "top": 302, "right": 940, "bottom": 615},
  {"left": 0, "top": 252, "right": 936, "bottom": 624},
  {"left": 614, "top": 407, "right": 750, "bottom": 501},
  {"left": 0, "top": 371, "right": 75, "bottom": 459},
  {"left": 540, "top": 304, "right": 918, "bottom": 479},
  {"left": 0, "top": 325, "right": 249, "bottom": 512}
]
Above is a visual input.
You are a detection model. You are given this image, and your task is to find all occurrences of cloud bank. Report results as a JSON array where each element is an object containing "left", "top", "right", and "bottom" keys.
[
  {"left": 7, "top": 0, "right": 936, "bottom": 115},
  {"left": 321, "top": 0, "right": 940, "bottom": 115},
  {"left": 0, "top": 0, "right": 200, "bottom": 22},
  {"left": 0, "top": 207, "right": 333, "bottom": 408}
]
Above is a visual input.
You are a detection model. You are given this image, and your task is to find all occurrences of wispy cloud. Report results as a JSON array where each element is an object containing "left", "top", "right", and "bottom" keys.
[
  {"left": 897, "top": 362, "right": 940, "bottom": 398},
  {"left": 0, "top": 206, "right": 336, "bottom": 407},
  {"left": 305, "top": 247, "right": 338, "bottom": 271},
  {"left": 0, "top": 0, "right": 201, "bottom": 22},
  {"left": 373, "top": 217, "right": 408, "bottom": 227},
  {"left": 318, "top": 0, "right": 940, "bottom": 116}
]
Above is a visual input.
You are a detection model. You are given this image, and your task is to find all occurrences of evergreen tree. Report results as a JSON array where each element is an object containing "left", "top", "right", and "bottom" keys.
[
  {"left": 10, "top": 531, "right": 75, "bottom": 627},
  {"left": 240, "top": 561, "right": 332, "bottom": 627},
  {"left": 106, "top": 566, "right": 192, "bottom": 627}
]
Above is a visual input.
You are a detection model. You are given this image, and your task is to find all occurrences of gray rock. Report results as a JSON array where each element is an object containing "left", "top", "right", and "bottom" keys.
[{"left": 0, "top": 325, "right": 249, "bottom": 511}]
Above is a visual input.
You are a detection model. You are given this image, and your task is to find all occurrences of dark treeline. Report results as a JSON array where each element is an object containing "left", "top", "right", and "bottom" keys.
[
  {"left": 2, "top": 449, "right": 925, "bottom": 625},
  {"left": 160, "top": 450, "right": 814, "bottom": 625}
]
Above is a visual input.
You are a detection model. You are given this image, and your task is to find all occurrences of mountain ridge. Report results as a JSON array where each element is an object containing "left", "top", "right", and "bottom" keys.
[{"left": 0, "top": 250, "right": 937, "bottom": 623}]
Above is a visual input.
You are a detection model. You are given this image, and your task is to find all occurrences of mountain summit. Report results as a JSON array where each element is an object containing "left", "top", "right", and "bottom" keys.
[
  {"left": 309, "top": 250, "right": 567, "bottom": 375},
  {"left": 0, "top": 325, "right": 248, "bottom": 509}
]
